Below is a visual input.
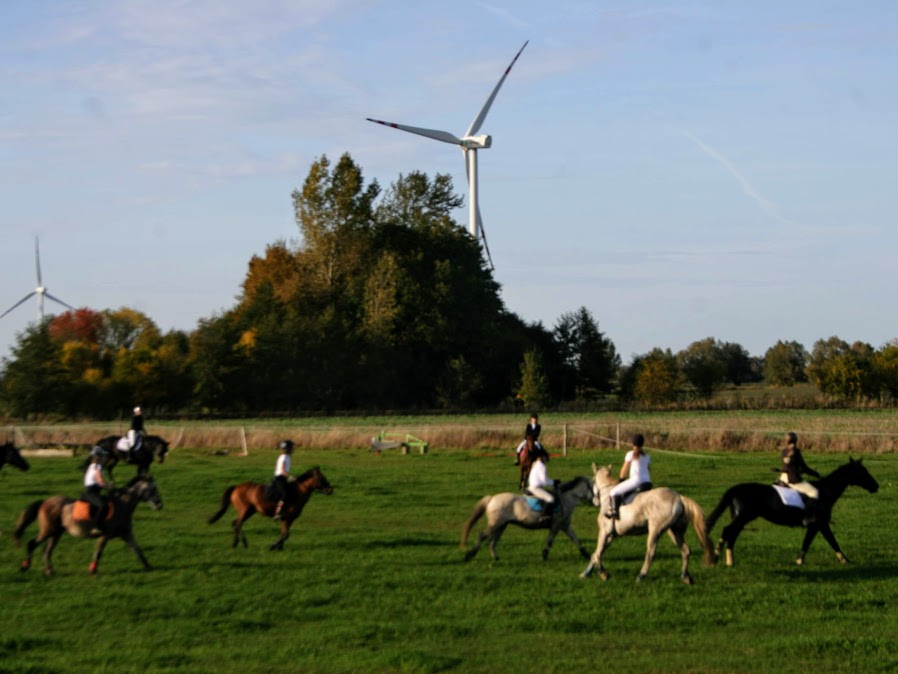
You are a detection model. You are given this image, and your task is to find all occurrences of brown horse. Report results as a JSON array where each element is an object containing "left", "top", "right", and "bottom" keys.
[
  {"left": 13, "top": 475, "right": 163, "bottom": 576},
  {"left": 518, "top": 435, "right": 548, "bottom": 490},
  {"left": 207, "top": 466, "right": 333, "bottom": 550}
]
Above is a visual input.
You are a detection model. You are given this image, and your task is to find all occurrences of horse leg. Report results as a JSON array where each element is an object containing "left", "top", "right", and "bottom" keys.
[
  {"left": 42, "top": 534, "right": 63, "bottom": 576},
  {"left": 668, "top": 526, "right": 693, "bottom": 585},
  {"left": 581, "top": 530, "right": 612, "bottom": 580},
  {"left": 21, "top": 533, "right": 48, "bottom": 572},
  {"left": 463, "top": 527, "right": 491, "bottom": 562},
  {"left": 89, "top": 536, "right": 109, "bottom": 575},
  {"left": 488, "top": 523, "right": 509, "bottom": 561},
  {"left": 269, "top": 520, "right": 291, "bottom": 551},
  {"left": 719, "top": 517, "right": 750, "bottom": 567},
  {"left": 562, "top": 523, "right": 591, "bottom": 560},
  {"left": 232, "top": 506, "right": 255, "bottom": 548},
  {"left": 121, "top": 531, "right": 153, "bottom": 571},
  {"left": 636, "top": 527, "right": 663, "bottom": 581},
  {"left": 796, "top": 523, "right": 838, "bottom": 566}
]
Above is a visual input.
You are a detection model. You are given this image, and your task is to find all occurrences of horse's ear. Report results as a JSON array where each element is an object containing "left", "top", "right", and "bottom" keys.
[
  {"left": 607, "top": 464, "right": 613, "bottom": 472},
  {"left": 591, "top": 462, "right": 598, "bottom": 474}
]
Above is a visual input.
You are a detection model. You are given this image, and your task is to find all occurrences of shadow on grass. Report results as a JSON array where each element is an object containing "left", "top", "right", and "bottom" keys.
[{"left": 771, "top": 562, "right": 898, "bottom": 582}]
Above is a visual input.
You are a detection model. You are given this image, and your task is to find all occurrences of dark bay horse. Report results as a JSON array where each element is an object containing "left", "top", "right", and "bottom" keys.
[
  {"left": 581, "top": 463, "right": 715, "bottom": 584},
  {"left": 518, "top": 435, "right": 549, "bottom": 490},
  {"left": 461, "top": 476, "right": 594, "bottom": 562},
  {"left": 207, "top": 467, "right": 333, "bottom": 551},
  {"left": 13, "top": 475, "right": 163, "bottom": 576},
  {"left": 705, "top": 457, "right": 879, "bottom": 567},
  {"left": 94, "top": 434, "right": 169, "bottom": 478},
  {"left": 1, "top": 442, "right": 30, "bottom": 472}
]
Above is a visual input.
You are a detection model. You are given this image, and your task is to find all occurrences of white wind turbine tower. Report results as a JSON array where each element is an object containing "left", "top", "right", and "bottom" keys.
[
  {"left": 0, "top": 237, "right": 75, "bottom": 322},
  {"left": 367, "top": 41, "right": 528, "bottom": 267}
]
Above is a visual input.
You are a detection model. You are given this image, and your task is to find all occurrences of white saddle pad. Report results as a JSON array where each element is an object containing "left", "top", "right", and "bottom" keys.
[
  {"left": 116, "top": 437, "right": 131, "bottom": 452},
  {"left": 773, "top": 484, "right": 805, "bottom": 509}
]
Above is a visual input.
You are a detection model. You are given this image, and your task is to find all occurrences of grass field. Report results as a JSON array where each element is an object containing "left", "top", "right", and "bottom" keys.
[{"left": 1, "top": 441, "right": 897, "bottom": 673}]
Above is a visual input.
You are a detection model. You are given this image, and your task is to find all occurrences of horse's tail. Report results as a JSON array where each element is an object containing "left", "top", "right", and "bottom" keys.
[
  {"left": 460, "top": 495, "right": 491, "bottom": 549},
  {"left": 208, "top": 486, "right": 236, "bottom": 524},
  {"left": 13, "top": 500, "right": 43, "bottom": 546},
  {"left": 704, "top": 487, "right": 737, "bottom": 535},
  {"left": 681, "top": 495, "right": 716, "bottom": 566}
]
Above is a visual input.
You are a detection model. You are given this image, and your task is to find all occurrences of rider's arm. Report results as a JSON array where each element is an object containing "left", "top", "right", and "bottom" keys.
[{"left": 618, "top": 460, "right": 631, "bottom": 480}]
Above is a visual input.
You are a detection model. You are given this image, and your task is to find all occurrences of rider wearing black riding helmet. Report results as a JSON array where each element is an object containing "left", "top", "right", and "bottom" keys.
[{"left": 272, "top": 440, "right": 295, "bottom": 520}]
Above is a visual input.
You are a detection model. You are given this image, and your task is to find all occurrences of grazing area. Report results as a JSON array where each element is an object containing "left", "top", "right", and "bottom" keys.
[{"left": 1, "top": 443, "right": 897, "bottom": 673}]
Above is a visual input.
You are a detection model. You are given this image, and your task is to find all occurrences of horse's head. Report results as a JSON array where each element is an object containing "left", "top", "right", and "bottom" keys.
[
  {"left": 845, "top": 457, "right": 879, "bottom": 494},
  {"left": 590, "top": 462, "right": 616, "bottom": 506},
  {"left": 152, "top": 437, "right": 170, "bottom": 464},
  {"left": 561, "top": 476, "right": 594, "bottom": 504},
  {"left": 311, "top": 466, "right": 334, "bottom": 495},
  {"left": 2, "top": 443, "right": 30, "bottom": 471},
  {"left": 128, "top": 475, "right": 164, "bottom": 510}
]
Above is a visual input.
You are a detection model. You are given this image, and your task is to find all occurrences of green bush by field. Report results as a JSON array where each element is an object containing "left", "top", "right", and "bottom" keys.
[{"left": 1, "top": 444, "right": 896, "bottom": 673}]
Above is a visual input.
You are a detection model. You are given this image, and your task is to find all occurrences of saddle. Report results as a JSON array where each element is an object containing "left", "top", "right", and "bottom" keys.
[
  {"left": 525, "top": 496, "right": 546, "bottom": 512},
  {"left": 73, "top": 499, "right": 115, "bottom": 522},
  {"left": 621, "top": 482, "right": 653, "bottom": 506}
]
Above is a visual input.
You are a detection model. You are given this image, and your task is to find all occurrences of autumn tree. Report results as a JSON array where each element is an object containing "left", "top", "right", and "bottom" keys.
[
  {"left": 763, "top": 340, "right": 808, "bottom": 386},
  {"left": 631, "top": 349, "right": 679, "bottom": 405},
  {"left": 677, "top": 338, "right": 727, "bottom": 399}
]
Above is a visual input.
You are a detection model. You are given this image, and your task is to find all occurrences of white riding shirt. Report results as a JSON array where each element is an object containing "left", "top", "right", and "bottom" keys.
[
  {"left": 84, "top": 463, "right": 105, "bottom": 488},
  {"left": 528, "top": 460, "right": 551, "bottom": 491},
  {"left": 275, "top": 454, "right": 291, "bottom": 477}
]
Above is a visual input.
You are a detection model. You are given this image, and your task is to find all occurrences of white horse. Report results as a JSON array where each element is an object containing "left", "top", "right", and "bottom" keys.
[
  {"left": 460, "top": 476, "right": 594, "bottom": 562},
  {"left": 580, "top": 463, "right": 715, "bottom": 583}
]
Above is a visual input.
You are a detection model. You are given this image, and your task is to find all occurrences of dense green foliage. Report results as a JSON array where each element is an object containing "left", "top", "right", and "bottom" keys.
[
  {"left": 2, "top": 444, "right": 896, "bottom": 673},
  {"left": 2, "top": 153, "right": 897, "bottom": 416}
]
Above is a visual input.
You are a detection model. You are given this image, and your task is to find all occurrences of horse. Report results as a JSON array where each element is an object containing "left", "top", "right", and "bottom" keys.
[
  {"left": 207, "top": 466, "right": 334, "bottom": 551},
  {"left": 460, "top": 476, "right": 595, "bottom": 562},
  {"left": 580, "top": 463, "right": 715, "bottom": 584},
  {"left": 518, "top": 435, "right": 549, "bottom": 490},
  {"left": 13, "top": 475, "right": 163, "bottom": 576},
  {"left": 94, "top": 434, "right": 170, "bottom": 478},
  {"left": 705, "top": 457, "right": 879, "bottom": 567},
  {"left": 1, "top": 442, "right": 30, "bottom": 472}
]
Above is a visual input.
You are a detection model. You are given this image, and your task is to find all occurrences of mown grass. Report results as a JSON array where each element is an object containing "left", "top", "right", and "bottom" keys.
[{"left": 1, "top": 443, "right": 896, "bottom": 673}]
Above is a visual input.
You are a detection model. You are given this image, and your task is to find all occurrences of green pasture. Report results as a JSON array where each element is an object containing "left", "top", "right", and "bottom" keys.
[{"left": 1, "top": 444, "right": 896, "bottom": 673}]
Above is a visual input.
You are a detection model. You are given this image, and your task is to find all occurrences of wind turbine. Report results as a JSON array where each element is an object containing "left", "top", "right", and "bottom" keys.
[
  {"left": 0, "top": 237, "right": 75, "bottom": 322},
  {"left": 367, "top": 41, "right": 528, "bottom": 267}
]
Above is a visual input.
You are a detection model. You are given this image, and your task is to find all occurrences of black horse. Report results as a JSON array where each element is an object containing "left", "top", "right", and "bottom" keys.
[
  {"left": 706, "top": 458, "right": 879, "bottom": 567},
  {"left": 93, "top": 435, "right": 169, "bottom": 479},
  {"left": 1, "top": 442, "right": 30, "bottom": 472}
]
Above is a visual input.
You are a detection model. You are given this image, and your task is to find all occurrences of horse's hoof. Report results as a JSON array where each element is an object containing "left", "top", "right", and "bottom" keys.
[
  {"left": 541, "top": 550, "right": 549, "bottom": 561},
  {"left": 681, "top": 574, "right": 694, "bottom": 585},
  {"left": 725, "top": 550, "right": 734, "bottom": 567},
  {"left": 836, "top": 552, "right": 849, "bottom": 565},
  {"left": 89, "top": 562, "right": 98, "bottom": 575},
  {"left": 20, "top": 560, "right": 30, "bottom": 572},
  {"left": 795, "top": 557, "right": 804, "bottom": 566},
  {"left": 43, "top": 568, "right": 53, "bottom": 577},
  {"left": 599, "top": 571, "right": 609, "bottom": 581},
  {"left": 635, "top": 574, "right": 646, "bottom": 582}
]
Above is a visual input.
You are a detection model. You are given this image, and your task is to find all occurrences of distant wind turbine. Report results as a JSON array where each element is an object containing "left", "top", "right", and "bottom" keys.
[
  {"left": 0, "top": 237, "right": 75, "bottom": 322},
  {"left": 367, "top": 41, "right": 529, "bottom": 267}
]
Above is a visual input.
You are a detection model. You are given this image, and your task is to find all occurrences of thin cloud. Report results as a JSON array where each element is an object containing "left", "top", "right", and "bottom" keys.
[{"left": 681, "top": 129, "right": 800, "bottom": 228}]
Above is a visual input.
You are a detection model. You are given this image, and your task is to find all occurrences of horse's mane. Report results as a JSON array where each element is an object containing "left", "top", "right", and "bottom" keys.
[
  {"left": 560, "top": 475, "right": 591, "bottom": 492},
  {"left": 295, "top": 468, "right": 316, "bottom": 482}
]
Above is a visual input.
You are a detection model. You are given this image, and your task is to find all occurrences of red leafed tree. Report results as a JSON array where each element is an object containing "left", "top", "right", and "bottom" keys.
[{"left": 48, "top": 308, "right": 103, "bottom": 344}]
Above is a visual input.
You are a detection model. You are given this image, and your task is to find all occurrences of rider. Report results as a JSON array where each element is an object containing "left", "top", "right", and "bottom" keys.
[
  {"left": 776, "top": 432, "right": 822, "bottom": 524},
  {"left": 527, "top": 451, "right": 562, "bottom": 519},
  {"left": 127, "top": 406, "right": 145, "bottom": 451},
  {"left": 83, "top": 447, "right": 112, "bottom": 531},
  {"left": 514, "top": 412, "right": 542, "bottom": 465},
  {"left": 272, "top": 440, "right": 295, "bottom": 520},
  {"left": 607, "top": 433, "right": 652, "bottom": 519}
]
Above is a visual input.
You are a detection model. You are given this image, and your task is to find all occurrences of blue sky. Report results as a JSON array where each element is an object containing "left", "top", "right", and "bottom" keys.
[{"left": 2, "top": 1, "right": 897, "bottom": 363}]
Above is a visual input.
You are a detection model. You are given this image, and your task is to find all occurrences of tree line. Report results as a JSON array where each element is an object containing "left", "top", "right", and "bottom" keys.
[{"left": 2, "top": 154, "right": 897, "bottom": 418}]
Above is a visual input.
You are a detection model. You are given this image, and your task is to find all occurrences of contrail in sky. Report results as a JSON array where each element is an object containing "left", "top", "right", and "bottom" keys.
[{"left": 681, "top": 129, "right": 798, "bottom": 227}]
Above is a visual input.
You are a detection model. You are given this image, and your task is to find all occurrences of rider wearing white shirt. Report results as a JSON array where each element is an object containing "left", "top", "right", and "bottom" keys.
[
  {"left": 272, "top": 440, "right": 294, "bottom": 520},
  {"left": 83, "top": 449, "right": 111, "bottom": 528},
  {"left": 608, "top": 434, "right": 652, "bottom": 519},
  {"left": 527, "top": 453, "right": 562, "bottom": 518}
]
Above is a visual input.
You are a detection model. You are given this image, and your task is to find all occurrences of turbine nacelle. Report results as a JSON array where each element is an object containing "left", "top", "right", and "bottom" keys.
[{"left": 460, "top": 135, "right": 492, "bottom": 150}]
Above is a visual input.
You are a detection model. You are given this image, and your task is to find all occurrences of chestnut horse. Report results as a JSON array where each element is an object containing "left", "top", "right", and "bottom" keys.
[
  {"left": 13, "top": 475, "right": 163, "bottom": 576},
  {"left": 207, "top": 466, "right": 333, "bottom": 551},
  {"left": 518, "top": 435, "right": 549, "bottom": 490},
  {"left": 1, "top": 442, "right": 30, "bottom": 473}
]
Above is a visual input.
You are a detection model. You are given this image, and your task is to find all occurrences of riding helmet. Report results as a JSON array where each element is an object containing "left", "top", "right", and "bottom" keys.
[{"left": 280, "top": 439, "right": 295, "bottom": 452}]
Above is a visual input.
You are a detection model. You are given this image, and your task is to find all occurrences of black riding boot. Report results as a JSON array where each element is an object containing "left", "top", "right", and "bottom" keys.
[{"left": 607, "top": 495, "right": 622, "bottom": 519}]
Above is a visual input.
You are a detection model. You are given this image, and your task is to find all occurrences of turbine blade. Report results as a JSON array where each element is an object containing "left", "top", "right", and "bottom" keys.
[
  {"left": 0, "top": 292, "right": 37, "bottom": 320},
  {"left": 35, "top": 236, "right": 43, "bottom": 287},
  {"left": 465, "top": 40, "right": 528, "bottom": 137},
  {"left": 366, "top": 118, "right": 462, "bottom": 145},
  {"left": 44, "top": 292, "right": 75, "bottom": 311}
]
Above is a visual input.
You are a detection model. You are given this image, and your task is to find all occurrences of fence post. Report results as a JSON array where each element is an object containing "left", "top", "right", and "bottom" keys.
[
  {"left": 563, "top": 423, "right": 568, "bottom": 457},
  {"left": 240, "top": 427, "right": 248, "bottom": 456},
  {"left": 616, "top": 422, "right": 620, "bottom": 450}
]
